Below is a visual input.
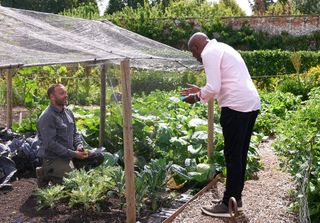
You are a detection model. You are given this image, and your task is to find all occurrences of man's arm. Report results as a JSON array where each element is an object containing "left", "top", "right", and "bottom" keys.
[
  {"left": 70, "top": 111, "right": 83, "bottom": 150},
  {"left": 38, "top": 114, "right": 76, "bottom": 159},
  {"left": 199, "top": 49, "right": 223, "bottom": 103}
]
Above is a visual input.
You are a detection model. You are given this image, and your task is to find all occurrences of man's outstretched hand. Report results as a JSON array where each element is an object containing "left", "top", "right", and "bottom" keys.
[
  {"left": 180, "top": 83, "right": 201, "bottom": 96},
  {"left": 180, "top": 83, "right": 201, "bottom": 104},
  {"left": 182, "top": 94, "right": 200, "bottom": 104}
]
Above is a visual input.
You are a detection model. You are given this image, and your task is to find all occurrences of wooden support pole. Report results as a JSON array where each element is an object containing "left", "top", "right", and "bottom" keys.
[
  {"left": 6, "top": 69, "right": 13, "bottom": 129},
  {"left": 207, "top": 99, "right": 214, "bottom": 160},
  {"left": 99, "top": 64, "right": 107, "bottom": 147},
  {"left": 120, "top": 59, "right": 136, "bottom": 223}
]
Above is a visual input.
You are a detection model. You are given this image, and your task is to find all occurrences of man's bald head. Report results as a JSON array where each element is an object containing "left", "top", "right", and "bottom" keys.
[
  {"left": 188, "top": 32, "right": 209, "bottom": 63},
  {"left": 188, "top": 32, "right": 208, "bottom": 49}
]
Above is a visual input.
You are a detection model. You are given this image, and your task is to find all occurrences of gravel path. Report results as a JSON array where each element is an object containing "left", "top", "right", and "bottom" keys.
[{"left": 173, "top": 138, "right": 298, "bottom": 223}]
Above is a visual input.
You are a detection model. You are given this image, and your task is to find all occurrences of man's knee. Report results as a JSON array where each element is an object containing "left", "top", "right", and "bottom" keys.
[{"left": 43, "top": 159, "right": 74, "bottom": 182}]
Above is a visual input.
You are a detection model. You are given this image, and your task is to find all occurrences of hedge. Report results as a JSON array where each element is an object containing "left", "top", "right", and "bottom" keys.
[{"left": 240, "top": 50, "right": 320, "bottom": 77}]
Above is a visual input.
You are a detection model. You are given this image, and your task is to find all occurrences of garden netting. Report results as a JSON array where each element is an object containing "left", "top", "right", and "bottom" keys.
[{"left": 0, "top": 6, "right": 201, "bottom": 71}]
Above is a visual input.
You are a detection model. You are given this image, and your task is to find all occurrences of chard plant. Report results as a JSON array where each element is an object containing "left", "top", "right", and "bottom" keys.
[{"left": 35, "top": 185, "right": 66, "bottom": 210}]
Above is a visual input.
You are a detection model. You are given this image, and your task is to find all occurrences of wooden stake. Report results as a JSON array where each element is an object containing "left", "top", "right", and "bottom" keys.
[
  {"left": 207, "top": 99, "right": 214, "bottom": 160},
  {"left": 6, "top": 69, "right": 13, "bottom": 128},
  {"left": 120, "top": 59, "right": 136, "bottom": 223},
  {"left": 99, "top": 64, "right": 107, "bottom": 147}
]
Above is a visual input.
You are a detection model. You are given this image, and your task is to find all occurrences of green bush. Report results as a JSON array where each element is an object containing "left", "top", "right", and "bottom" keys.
[
  {"left": 61, "top": 1, "right": 320, "bottom": 51},
  {"left": 277, "top": 77, "right": 308, "bottom": 100},
  {"left": 277, "top": 65, "right": 320, "bottom": 100},
  {"left": 131, "top": 70, "right": 205, "bottom": 95},
  {"left": 216, "top": 24, "right": 320, "bottom": 51},
  {"left": 241, "top": 50, "right": 320, "bottom": 77},
  {"left": 105, "top": 1, "right": 235, "bottom": 50},
  {"left": 274, "top": 87, "right": 320, "bottom": 222}
]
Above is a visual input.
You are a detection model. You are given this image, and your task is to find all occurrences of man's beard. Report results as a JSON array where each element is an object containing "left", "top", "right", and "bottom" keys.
[{"left": 57, "top": 99, "right": 68, "bottom": 106}]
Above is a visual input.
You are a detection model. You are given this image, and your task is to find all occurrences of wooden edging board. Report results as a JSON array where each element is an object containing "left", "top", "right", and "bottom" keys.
[{"left": 163, "top": 173, "right": 221, "bottom": 223}]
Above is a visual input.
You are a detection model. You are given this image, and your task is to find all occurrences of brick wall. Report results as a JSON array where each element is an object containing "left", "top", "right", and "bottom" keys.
[{"left": 221, "top": 16, "right": 320, "bottom": 36}]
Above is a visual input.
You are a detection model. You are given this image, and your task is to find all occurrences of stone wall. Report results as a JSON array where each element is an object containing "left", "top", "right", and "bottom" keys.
[{"left": 221, "top": 16, "right": 320, "bottom": 36}]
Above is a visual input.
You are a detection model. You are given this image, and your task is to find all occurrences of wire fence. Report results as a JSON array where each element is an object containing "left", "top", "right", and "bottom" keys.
[{"left": 297, "top": 137, "right": 317, "bottom": 223}]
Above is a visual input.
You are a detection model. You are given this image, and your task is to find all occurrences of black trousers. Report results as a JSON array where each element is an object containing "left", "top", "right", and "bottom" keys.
[{"left": 220, "top": 107, "right": 259, "bottom": 205}]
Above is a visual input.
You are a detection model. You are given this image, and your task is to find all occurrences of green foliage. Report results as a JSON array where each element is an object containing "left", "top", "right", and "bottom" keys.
[
  {"left": 277, "top": 65, "right": 320, "bottom": 100},
  {"left": 251, "top": 0, "right": 276, "bottom": 15},
  {"left": 36, "top": 166, "right": 117, "bottom": 211},
  {"left": 292, "top": 0, "right": 320, "bottom": 14},
  {"left": 212, "top": 22, "right": 320, "bottom": 51},
  {"left": 108, "top": 0, "right": 125, "bottom": 14},
  {"left": 65, "top": 167, "right": 115, "bottom": 210},
  {"left": 277, "top": 77, "right": 307, "bottom": 100},
  {"left": 273, "top": 87, "right": 320, "bottom": 222},
  {"left": 255, "top": 90, "right": 301, "bottom": 135},
  {"left": 266, "top": 1, "right": 301, "bottom": 15},
  {"left": 240, "top": 50, "right": 320, "bottom": 77},
  {"left": 60, "top": 90, "right": 261, "bottom": 182},
  {"left": 60, "top": 0, "right": 320, "bottom": 51},
  {"left": 219, "top": 0, "right": 245, "bottom": 15},
  {"left": 61, "top": 2, "right": 100, "bottom": 19},
  {"left": 139, "top": 159, "right": 167, "bottom": 212},
  {"left": 102, "top": 0, "right": 237, "bottom": 50},
  {"left": 8, "top": 65, "right": 101, "bottom": 108},
  {"left": 0, "top": 77, "right": 6, "bottom": 106},
  {"left": 131, "top": 70, "right": 205, "bottom": 95},
  {"left": 109, "top": 166, "right": 126, "bottom": 208},
  {"left": 1, "top": 0, "right": 95, "bottom": 14},
  {"left": 35, "top": 185, "right": 66, "bottom": 210}
]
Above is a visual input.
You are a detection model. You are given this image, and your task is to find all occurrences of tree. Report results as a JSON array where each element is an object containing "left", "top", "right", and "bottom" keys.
[
  {"left": 250, "top": 0, "right": 275, "bottom": 15},
  {"left": 0, "top": 0, "right": 96, "bottom": 13},
  {"left": 107, "top": 0, "right": 125, "bottom": 14},
  {"left": 126, "top": 0, "right": 144, "bottom": 8},
  {"left": 265, "top": 0, "right": 300, "bottom": 15},
  {"left": 292, "top": 0, "right": 320, "bottom": 14},
  {"left": 219, "top": 0, "right": 245, "bottom": 16}
]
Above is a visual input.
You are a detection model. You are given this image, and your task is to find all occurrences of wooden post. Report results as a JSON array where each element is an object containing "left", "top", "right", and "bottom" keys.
[
  {"left": 6, "top": 69, "right": 13, "bottom": 129},
  {"left": 120, "top": 59, "right": 136, "bottom": 223},
  {"left": 207, "top": 99, "right": 214, "bottom": 160},
  {"left": 99, "top": 64, "right": 107, "bottom": 147}
]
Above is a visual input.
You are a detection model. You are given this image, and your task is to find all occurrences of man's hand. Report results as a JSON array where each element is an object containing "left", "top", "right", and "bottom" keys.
[
  {"left": 180, "top": 83, "right": 201, "bottom": 96},
  {"left": 77, "top": 144, "right": 84, "bottom": 152},
  {"left": 75, "top": 150, "right": 88, "bottom": 160},
  {"left": 182, "top": 94, "right": 200, "bottom": 104}
]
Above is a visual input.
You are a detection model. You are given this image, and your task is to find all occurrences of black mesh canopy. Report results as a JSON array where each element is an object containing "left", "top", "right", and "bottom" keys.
[{"left": 0, "top": 6, "right": 201, "bottom": 71}]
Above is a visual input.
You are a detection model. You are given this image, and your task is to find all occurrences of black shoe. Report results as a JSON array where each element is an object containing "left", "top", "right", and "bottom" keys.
[
  {"left": 211, "top": 198, "right": 243, "bottom": 211},
  {"left": 201, "top": 202, "right": 230, "bottom": 218}
]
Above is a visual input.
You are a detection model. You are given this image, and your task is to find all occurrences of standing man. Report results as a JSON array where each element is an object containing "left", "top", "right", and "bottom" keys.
[
  {"left": 36, "top": 84, "right": 95, "bottom": 187},
  {"left": 182, "top": 32, "right": 260, "bottom": 217}
]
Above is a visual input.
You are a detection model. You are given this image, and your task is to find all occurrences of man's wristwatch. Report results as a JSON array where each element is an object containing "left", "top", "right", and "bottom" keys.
[{"left": 193, "top": 94, "right": 200, "bottom": 102}]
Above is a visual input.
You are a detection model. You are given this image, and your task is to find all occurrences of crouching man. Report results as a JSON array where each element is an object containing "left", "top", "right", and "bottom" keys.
[{"left": 36, "top": 84, "right": 104, "bottom": 187}]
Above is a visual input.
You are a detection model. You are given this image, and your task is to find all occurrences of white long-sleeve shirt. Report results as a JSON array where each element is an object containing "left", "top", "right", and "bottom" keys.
[{"left": 199, "top": 39, "right": 260, "bottom": 112}]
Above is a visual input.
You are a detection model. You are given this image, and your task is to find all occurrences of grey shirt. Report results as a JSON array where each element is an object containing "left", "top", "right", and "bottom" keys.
[{"left": 37, "top": 104, "right": 82, "bottom": 160}]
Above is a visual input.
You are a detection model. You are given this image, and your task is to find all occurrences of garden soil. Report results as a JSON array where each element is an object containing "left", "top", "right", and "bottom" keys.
[{"left": 0, "top": 110, "right": 298, "bottom": 222}]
